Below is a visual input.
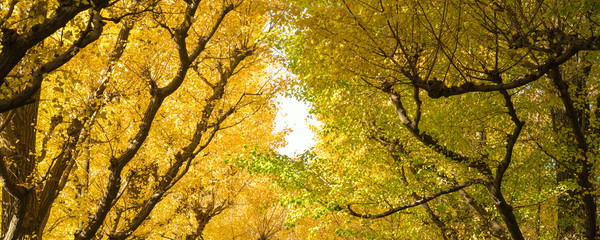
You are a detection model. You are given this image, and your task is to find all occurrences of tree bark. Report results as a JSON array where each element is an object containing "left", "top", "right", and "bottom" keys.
[
  {"left": 0, "top": 1, "right": 110, "bottom": 113},
  {"left": 549, "top": 64, "right": 597, "bottom": 240},
  {"left": 457, "top": 189, "right": 509, "bottom": 239},
  {"left": 0, "top": 92, "right": 40, "bottom": 239},
  {"left": 551, "top": 108, "right": 582, "bottom": 239},
  {"left": 384, "top": 88, "right": 524, "bottom": 239}
]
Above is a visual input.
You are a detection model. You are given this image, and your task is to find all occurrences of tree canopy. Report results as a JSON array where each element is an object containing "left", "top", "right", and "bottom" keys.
[{"left": 1, "top": 0, "right": 600, "bottom": 239}]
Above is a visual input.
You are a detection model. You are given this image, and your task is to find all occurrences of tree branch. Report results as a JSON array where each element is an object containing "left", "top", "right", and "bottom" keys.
[
  {"left": 493, "top": 90, "right": 524, "bottom": 188},
  {"left": 0, "top": 153, "right": 28, "bottom": 200},
  {"left": 0, "top": 11, "right": 105, "bottom": 112},
  {"left": 385, "top": 88, "right": 492, "bottom": 175},
  {"left": 413, "top": 36, "right": 600, "bottom": 98},
  {"left": 103, "top": 35, "right": 252, "bottom": 240},
  {"left": 0, "top": 0, "right": 108, "bottom": 87},
  {"left": 38, "top": 20, "right": 133, "bottom": 227},
  {"left": 346, "top": 179, "right": 483, "bottom": 219},
  {"left": 188, "top": 4, "right": 235, "bottom": 62},
  {"left": 548, "top": 67, "right": 587, "bottom": 151}
]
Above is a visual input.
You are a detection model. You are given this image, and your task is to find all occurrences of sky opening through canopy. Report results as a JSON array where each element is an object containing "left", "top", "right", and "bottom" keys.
[{"left": 274, "top": 95, "right": 320, "bottom": 156}]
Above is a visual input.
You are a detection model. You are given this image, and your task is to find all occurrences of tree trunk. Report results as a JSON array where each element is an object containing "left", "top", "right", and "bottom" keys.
[
  {"left": 0, "top": 95, "right": 41, "bottom": 239},
  {"left": 1, "top": 3, "right": 48, "bottom": 237},
  {"left": 551, "top": 108, "right": 582, "bottom": 239},
  {"left": 457, "top": 189, "right": 509, "bottom": 239},
  {"left": 549, "top": 62, "right": 596, "bottom": 240}
]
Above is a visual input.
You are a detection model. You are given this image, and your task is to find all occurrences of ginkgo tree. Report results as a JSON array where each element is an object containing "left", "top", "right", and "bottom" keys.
[
  {"left": 0, "top": 0, "right": 287, "bottom": 239},
  {"left": 263, "top": 0, "right": 600, "bottom": 239}
]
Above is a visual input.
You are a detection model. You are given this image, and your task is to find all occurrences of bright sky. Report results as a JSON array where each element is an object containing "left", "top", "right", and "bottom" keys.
[{"left": 274, "top": 95, "right": 320, "bottom": 156}]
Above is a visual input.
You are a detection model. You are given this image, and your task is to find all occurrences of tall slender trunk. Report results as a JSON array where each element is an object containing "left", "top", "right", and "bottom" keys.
[
  {"left": 551, "top": 108, "right": 582, "bottom": 239},
  {"left": 549, "top": 63, "right": 596, "bottom": 240}
]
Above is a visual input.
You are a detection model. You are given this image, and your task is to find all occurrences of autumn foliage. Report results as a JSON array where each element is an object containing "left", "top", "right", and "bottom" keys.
[{"left": 1, "top": 0, "right": 600, "bottom": 239}]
